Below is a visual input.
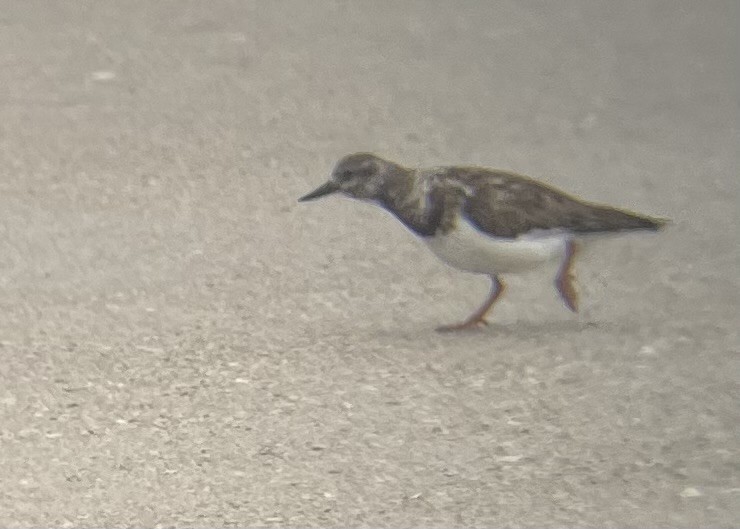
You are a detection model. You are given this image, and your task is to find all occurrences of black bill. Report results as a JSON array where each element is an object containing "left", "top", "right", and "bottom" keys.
[{"left": 298, "top": 181, "right": 339, "bottom": 202}]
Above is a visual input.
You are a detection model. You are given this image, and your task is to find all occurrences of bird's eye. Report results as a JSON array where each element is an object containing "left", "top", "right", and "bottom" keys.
[{"left": 341, "top": 170, "right": 353, "bottom": 180}]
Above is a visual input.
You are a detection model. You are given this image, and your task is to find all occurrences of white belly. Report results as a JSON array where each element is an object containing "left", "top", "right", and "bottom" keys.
[{"left": 424, "top": 218, "right": 569, "bottom": 275}]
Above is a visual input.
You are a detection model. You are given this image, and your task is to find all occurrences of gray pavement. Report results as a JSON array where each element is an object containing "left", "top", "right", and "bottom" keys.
[{"left": 0, "top": 1, "right": 738, "bottom": 526}]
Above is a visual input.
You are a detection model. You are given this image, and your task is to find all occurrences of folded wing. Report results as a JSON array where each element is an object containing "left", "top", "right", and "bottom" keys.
[{"left": 449, "top": 169, "right": 665, "bottom": 239}]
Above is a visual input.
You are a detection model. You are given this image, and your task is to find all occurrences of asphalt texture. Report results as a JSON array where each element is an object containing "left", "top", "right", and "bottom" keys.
[{"left": 1, "top": 1, "right": 738, "bottom": 527}]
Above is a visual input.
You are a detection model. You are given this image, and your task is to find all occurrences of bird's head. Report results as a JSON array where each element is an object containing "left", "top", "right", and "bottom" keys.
[{"left": 299, "top": 153, "right": 400, "bottom": 202}]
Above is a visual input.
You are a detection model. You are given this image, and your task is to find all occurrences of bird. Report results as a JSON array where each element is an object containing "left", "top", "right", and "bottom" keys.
[{"left": 299, "top": 153, "right": 666, "bottom": 331}]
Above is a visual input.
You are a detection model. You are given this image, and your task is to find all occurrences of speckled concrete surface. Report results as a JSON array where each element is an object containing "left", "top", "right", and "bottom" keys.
[{"left": 0, "top": 1, "right": 738, "bottom": 527}]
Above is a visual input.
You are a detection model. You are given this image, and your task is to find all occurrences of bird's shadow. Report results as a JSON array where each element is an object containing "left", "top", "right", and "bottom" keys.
[
  {"left": 345, "top": 317, "right": 614, "bottom": 344},
  {"left": 475, "top": 318, "right": 608, "bottom": 338}
]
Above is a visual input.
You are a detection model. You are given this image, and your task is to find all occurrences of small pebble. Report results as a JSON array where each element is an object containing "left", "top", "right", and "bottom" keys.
[
  {"left": 680, "top": 487, "right": 703, "bottom": 498},
  {"left": 91, "top": 70, "right": 116, "bottom": 81}
]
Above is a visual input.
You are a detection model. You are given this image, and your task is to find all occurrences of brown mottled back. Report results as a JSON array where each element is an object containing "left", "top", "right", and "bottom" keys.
[{"left": 438, "top": 167, "right": 665, "bottom": 238}]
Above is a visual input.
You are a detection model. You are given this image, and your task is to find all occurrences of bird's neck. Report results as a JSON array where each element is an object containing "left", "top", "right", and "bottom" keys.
[{"left": 377, "top": 169, "right": 445, "bottom": 237}]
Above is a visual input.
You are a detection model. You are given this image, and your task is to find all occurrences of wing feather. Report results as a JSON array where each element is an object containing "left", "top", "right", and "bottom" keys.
[{"left": 440, "top": 168, "right": 664, "bottom": 238}]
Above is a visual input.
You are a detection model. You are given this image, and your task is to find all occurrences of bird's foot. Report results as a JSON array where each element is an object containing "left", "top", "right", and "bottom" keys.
[
  {"left": 556, "top": 240, "right": 579, "bottom": 313},
  {"left": 436, "top": 276, "right": 503, "bottom": 332},
  {"left": 435, "top": 317, "right": 489, "bottom": 333},
  {"left": 556, "top": 275, "right": 579, "bottom": 313}
]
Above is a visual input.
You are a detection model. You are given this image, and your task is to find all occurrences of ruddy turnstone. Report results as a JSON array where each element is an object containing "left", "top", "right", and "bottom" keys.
[{"left": 299, "top": 153, "right": 666, "bottom": 331}]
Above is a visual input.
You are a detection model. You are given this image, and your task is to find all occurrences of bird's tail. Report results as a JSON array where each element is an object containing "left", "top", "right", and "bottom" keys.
[{"left": 574, "top": 204, "right": 669, "bottom": 234}]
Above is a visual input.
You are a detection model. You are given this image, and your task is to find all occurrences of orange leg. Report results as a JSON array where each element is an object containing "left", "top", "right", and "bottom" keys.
[
  {"left": 436, "top": 276, "right": 505, "bottom": 332},
  {"left": 555, "top": 239, "right": 579, "bottom": 312}
]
